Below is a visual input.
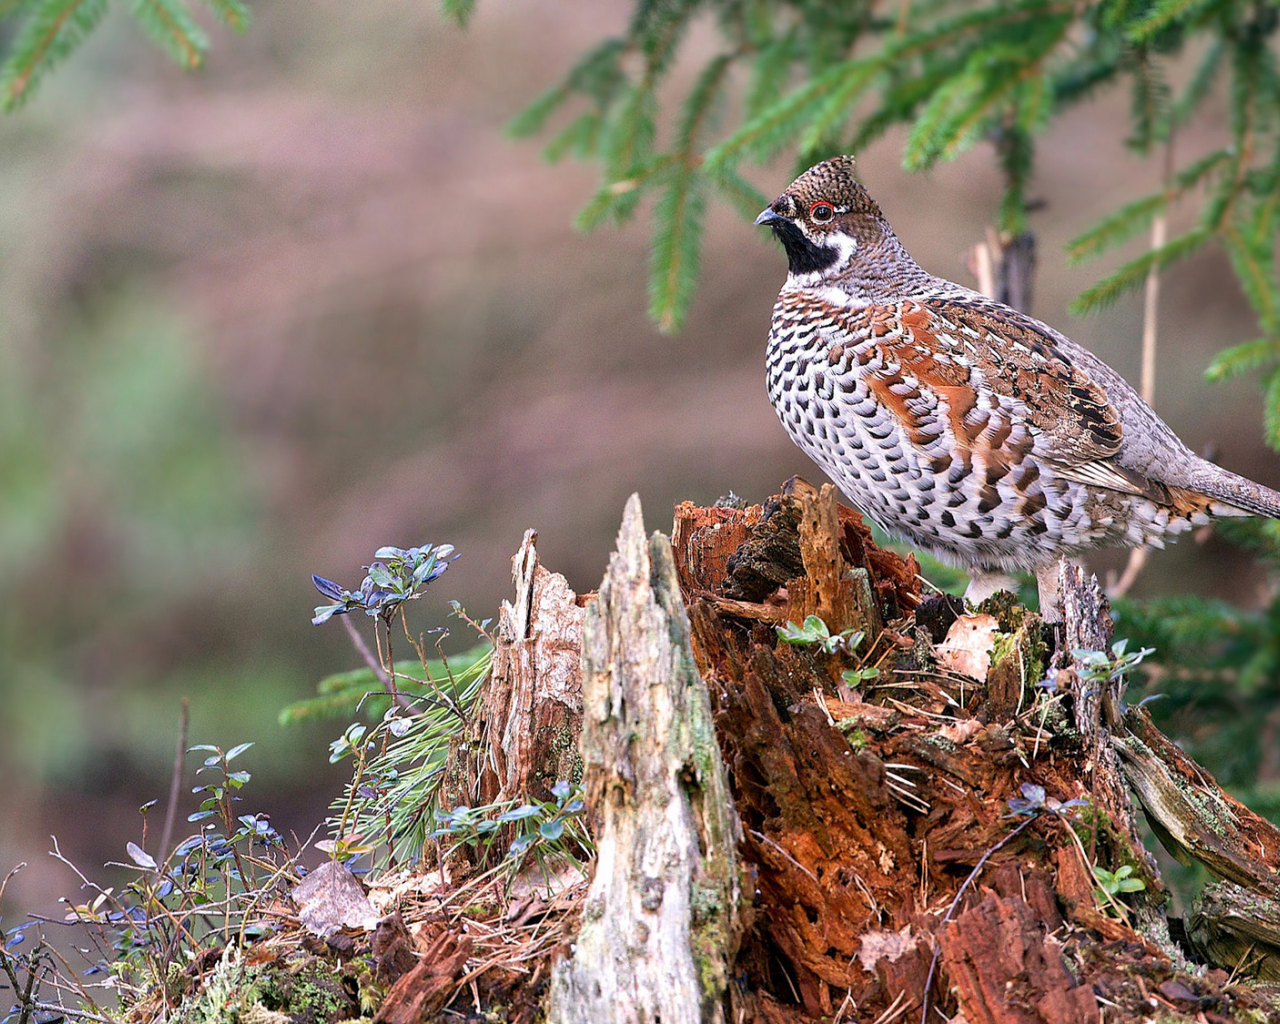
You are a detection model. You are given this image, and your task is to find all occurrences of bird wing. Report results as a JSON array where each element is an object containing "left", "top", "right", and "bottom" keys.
[
  {"left": 919, "top": 297, "right": 1125, "bottom": 466},
  {"left": 826, "top": 295, "right": 1163, "bottom": 500}
]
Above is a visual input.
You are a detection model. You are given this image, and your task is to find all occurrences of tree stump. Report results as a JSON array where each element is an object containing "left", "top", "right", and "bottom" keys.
[
  {"left": 443, "top": 528, "right": 584, "bottom": 815},
  {"left": 355, "top": 484, "right": 1280, "bottom": 1022}
]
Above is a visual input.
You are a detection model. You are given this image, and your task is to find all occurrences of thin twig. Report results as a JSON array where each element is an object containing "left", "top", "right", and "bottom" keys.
[
  {"left": 159, "top": 698, "right": 189, "bottom": 863},
  {"left": 27, "top": 1000, "right": 117, "bottom": 1023},
  {"left": 342, "top": 614, "right": 388, "bottom": 684},
  {"left": 1061, "top": 814, "right": 1132, "bottom": 927},
  {"left": 0, "top": 863, "right": 23, "bottom": 904},
  {"left": 380, "top": 615, "right": 400, "bottom": 709}
]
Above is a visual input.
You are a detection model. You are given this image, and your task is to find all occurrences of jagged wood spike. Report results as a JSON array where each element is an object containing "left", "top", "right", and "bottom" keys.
[{"left": 550, "top": 494, "right": 741, "bottom": 1024}]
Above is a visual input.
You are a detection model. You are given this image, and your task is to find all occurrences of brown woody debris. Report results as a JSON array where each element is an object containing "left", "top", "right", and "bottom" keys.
[
  {"left": 938, "top": 893, "right": 1099, "bottom": 1024},
  {"left": 242, "top": 483, "right": 1280, "bottom": 1024},
  {"left": 372, "top": 928, "right": 473, "bottom": 1024}
]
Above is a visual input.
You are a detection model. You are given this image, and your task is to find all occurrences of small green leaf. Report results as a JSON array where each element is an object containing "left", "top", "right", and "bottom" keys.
[
  {"left": 539, "top": 819, "right": 565, "bottom": 841},
  {"left": 126, "top": 842, "right": 157, "bottom": 870},
  {"left": 497, "top": 805, "right": 542, "bottom": 823}
]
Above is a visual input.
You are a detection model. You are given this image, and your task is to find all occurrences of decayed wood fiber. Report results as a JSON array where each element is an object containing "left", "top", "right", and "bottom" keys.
[{"left": 372, "top": 484, "right": 1280, "bottom": 1023}]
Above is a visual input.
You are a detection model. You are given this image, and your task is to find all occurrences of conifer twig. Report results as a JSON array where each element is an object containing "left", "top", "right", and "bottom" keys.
[{"left": 342, "top": 614, "right": 388, "bottom": 685}]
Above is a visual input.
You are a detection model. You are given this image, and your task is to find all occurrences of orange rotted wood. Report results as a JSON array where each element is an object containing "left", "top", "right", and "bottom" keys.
[{"left": 938, "top": 893, "right": 1099, "bottom": 1024}]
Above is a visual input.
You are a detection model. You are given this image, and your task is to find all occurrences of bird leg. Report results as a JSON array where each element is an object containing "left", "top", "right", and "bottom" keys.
[
  {"left": 963, "top": 570, "right": 1019, "bottom": 607},
  {"left": 1034, "top": 559, "right": 1071, "bottom": 625}
]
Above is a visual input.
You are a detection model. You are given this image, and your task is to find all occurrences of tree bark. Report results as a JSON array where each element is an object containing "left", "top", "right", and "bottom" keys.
[
  {"left": 443, "top": 529, "right": 584, "bottom": 816},
  {"left": 549, "top": 494, "right": 742, "bottom": 1024}
]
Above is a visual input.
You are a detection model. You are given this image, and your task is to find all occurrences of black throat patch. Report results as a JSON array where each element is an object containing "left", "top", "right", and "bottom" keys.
[{"left": 769, "top": 220, "right": 840, "bottom": 276}]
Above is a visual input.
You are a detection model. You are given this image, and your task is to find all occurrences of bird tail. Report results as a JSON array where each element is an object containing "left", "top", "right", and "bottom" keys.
[{"left": 1190, "top": 465, "right": 1280, "bottom": 519}]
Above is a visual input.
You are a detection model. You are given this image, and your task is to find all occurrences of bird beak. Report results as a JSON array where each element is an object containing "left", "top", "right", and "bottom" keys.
[{"left": 755, "top": 207, "right": 785, "bottom": 227}]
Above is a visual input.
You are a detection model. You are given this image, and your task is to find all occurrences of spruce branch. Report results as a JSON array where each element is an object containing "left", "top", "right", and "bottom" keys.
[
  {"left": 194, "top": 0, "right": 248, "bottom": 32},
  {"left": 508, "top": 0, "right": 1280, "bottom": 435},
  {"left": 649, "top": 169, "right": 705, "bottom": 333},
  {"left": 1125, "top": 0, "right": 1218, "bottom": 43},
  {"left": 1224, "top": 217, "right": 1280, "bottom": 336},
  {"left": 439, "top": 0, "right": 474, "bottom": 29},
  {"left": 0, "top": 0, "right": 108, "bottom": 111},
  {"left": 1206, "top": 338, "right": 1280, "bottom": 384},
  {"left": 1265, "top": 367, "right": 1280, "bottom": 449},
  {"left": 1070, "top": 226, "right": 1213, "bottom": 314},
  {"left": 129, "top": 0, "right": 208, "bottom": 70}
]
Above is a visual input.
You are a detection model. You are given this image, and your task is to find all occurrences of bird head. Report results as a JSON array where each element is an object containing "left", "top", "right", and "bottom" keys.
[{"left": 756, "top": 155, "right": 893, "bottom": 283}]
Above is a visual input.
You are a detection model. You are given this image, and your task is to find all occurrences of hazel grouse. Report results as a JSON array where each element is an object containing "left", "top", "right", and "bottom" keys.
[{"left": 755, "top": 155, "right": 1280, "bottom": 620}]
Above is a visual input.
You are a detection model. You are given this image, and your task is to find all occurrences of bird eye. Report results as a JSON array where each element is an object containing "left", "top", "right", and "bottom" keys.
[{"left": 810, "top": 202, "right": 835, "bottom": 224}]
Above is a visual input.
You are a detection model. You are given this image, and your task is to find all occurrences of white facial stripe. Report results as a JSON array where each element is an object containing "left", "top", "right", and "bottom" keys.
[{"left": 829, "top": 232, "right": 858, "bottom": 263}]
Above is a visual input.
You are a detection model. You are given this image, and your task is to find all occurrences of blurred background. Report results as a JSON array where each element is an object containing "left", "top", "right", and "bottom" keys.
[{"left": 1, "top": 0, "right": 1276, "bottom": 919}]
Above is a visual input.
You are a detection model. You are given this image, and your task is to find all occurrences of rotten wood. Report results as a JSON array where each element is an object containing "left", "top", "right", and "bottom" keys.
[
  {"left": 668, "top": 482, "right": 1272, "bottom": 1022},
  {"left": 671, "top": 500, "right": 761, "bottom": 593},
  {"left": 371, "top": 912, "right": 417, "bottom": 984},
  {"left": 1118, "top": 705, "right": 1280, "bottom": 893},
  {"left": 705, "top": 477, "right": 920, "bottom": 626},
  {"left": 372, "top": 928, "right": 473, "bottom": 1024},
  {"left": 789, "top": 481, "right": 885, "bottom": 643},
  {"left": 320, "top": 484, "right": 1280, "bottom": 1023},
  {"left": 446, "top": 529, "right": 584, "bottom": 812},
  {"left": 550, "top": 495, "right": 742, "bottom": 1024},
  {"left": 1057, "top": 562, "right": 1171, "bottom": 951},
  {"left": 1188, "top": 882, "right": 1280, "bottom": 981},
  {"left": 938, "top": 893, "right": 1099, "bottom": 1024}
]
